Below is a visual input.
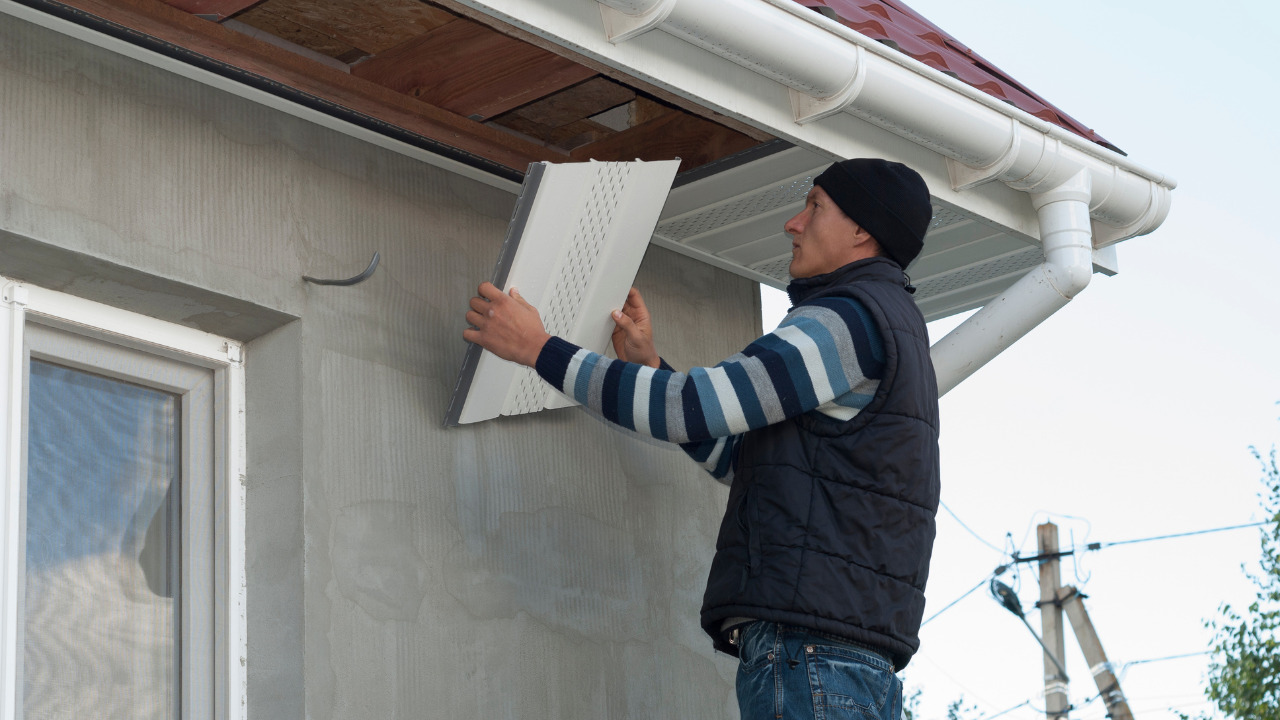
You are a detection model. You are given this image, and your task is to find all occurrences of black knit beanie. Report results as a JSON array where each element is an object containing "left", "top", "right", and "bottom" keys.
[{"left": 812, "top": 158, "right": 932, "bottom": 269}]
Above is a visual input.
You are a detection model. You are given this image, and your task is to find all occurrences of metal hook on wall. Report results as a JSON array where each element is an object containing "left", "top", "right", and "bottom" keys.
[{"left": 303, "top": 251, "right": 380, "bottom": 286}]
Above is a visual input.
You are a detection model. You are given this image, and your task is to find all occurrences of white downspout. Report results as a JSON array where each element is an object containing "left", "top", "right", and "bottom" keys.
[{"left": 930, "top": 170, "right": 1094, "bottom": 396}]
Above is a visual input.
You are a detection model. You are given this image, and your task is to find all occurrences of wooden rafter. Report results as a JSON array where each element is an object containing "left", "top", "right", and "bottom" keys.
[
  {"left": 351, "top": 19, "right": 596, "bottom": 122},
  {"left": 234, "top": 0, "right": 459, "bottom": 58},
  {"left": 508, "top": 77, "right": 636, "bottom": 129},
  {"left": 157, "top": 0, "right": 263, "bottom": 20},
  {"left": 430, "top": 0, "right": 774, "bottom": 144},
  {"left": 569, "top": 111, "right": 758, "bottom": 172}
]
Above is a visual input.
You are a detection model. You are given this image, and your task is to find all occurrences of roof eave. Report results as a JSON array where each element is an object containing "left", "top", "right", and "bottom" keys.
[{"left": 448, "top": 0, "right": 1173, "bottom": 247}]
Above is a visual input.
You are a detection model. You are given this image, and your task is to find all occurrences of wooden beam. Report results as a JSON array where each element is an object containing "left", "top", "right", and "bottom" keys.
[
  {"left": 236, "top": 0, "right": 458, "bottom": 56},
  {"left": 158, "top": 0, "right": 263, "bottom": 20},
  {"left": 42, "top": 0, "right": 565, "bottom": 173},
  {"left": 351, "top": 18, "right": 595, "bottom": 121},
  {"left": 430, "top": 0, "right": 774, "bottom": 143},
  {"left": 510, "top": 76, "right": 635, "bottom": 129},
  {"left": 489, "top": 115, "right": 615, "bottom": 152},
  {"left": 568, "top": 111, "right": 757, "bottom": 172},
  {"left": 232, "top": 4, "right": 363, "bottom": 61}
]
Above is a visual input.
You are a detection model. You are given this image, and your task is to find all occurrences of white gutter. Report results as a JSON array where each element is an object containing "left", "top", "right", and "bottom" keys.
[{"left": 595, "top": 0, "right": 1175, "bottom": 394}]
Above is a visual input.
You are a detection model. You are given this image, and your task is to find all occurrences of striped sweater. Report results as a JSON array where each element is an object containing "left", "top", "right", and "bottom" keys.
[{"left": 534, "top": 296, "right": 885, "bottom": 482}]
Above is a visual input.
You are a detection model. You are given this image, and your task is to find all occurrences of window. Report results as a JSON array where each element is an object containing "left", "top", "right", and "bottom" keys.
[{"left": 0, "top": 280, "right": 245, "bottom": 719}]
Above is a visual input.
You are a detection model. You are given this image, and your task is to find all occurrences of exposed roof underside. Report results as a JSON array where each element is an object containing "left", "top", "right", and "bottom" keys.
[
  {"left": 15, "top": 0, "right": 1136, "bottom": 321},
  {"left": 107, "top": 0, "right": 771, "bottom": 177}
]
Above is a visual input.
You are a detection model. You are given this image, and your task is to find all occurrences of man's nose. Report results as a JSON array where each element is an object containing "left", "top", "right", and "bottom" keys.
[{"left": 784, "top": 209, "right": 805, "bottom": 235}]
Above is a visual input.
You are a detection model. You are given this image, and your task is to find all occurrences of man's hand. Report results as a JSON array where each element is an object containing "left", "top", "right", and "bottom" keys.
[
  {"left": 462, "top": 282, "right": 551, "bottom": 367},
  {"left": 611, "top": 287, "right": 659, "bottom": 369}
]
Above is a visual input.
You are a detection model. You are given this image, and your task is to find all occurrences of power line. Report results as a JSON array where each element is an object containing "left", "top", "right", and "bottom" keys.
[
  {"left": 1097, "top": 521, "right": 1268, "bottom": 549},
  {"left": 939, "top": 500, "right": 1007, "bottom": 554},
  {"left": 1009, "top": 520, "right": 1270, "bottom": 565},
  {"left": 1125, "top": 649, "right": 1210, "bottom": 667},
  {"left": 921, "top": 573, "right": 991, "bottom": 627},
  {"left": 978, "top": 700, "right": 1030, "bottom": 719}
]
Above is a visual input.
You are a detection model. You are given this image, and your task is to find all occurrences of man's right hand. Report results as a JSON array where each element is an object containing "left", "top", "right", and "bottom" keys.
[{"left": 611, "top": 288, "right": 660, "bottom": 369}]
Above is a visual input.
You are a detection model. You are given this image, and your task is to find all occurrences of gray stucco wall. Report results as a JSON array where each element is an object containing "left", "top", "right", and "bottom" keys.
[{"left": 1, "top": 16, "right": 762, "bottom": 719}]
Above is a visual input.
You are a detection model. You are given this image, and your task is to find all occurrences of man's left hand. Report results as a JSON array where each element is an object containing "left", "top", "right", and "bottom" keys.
[{"left": 463, "top": 282, "right": 551, "bottom": 367}]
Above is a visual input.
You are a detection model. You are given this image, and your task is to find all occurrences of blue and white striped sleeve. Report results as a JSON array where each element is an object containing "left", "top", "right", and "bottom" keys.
[{"left": 534, "top": 295, "right": 885, "bottom": 479}]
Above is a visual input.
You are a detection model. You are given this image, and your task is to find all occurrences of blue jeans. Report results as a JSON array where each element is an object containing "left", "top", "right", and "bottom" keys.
[{"left": 735, "top": 622, "right": 902, "bottom": 720}]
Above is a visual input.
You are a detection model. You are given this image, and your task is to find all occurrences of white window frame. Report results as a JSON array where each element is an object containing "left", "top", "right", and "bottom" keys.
[{"left": 0, "top": 278, "right": 246, "bottom": 720}]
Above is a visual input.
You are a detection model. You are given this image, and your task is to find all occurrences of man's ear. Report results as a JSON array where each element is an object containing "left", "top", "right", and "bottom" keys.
[{"left": 851, "top": 224, "right": 876, "bottom": 248}]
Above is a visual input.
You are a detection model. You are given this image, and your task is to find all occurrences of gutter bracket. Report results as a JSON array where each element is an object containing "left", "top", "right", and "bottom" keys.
[
  {"left": 790, "top": 45, "right": 866, "bottom": 124},
  {"left": 599, "top": 0, "right": 677, "bottom": 44}
]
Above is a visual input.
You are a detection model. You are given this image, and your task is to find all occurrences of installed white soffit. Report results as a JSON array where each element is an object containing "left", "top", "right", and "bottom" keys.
[{"left": 656, "top": 144, "right": 1099, "bottom": 323}]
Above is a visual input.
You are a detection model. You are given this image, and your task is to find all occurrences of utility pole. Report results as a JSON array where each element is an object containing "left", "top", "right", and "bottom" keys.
[
  {"left": 1058, "top": 586, "right": 1134, "bottom": 720},
  {"left": 1038, "top": 523, "right": 1070, "bottom": 719}
]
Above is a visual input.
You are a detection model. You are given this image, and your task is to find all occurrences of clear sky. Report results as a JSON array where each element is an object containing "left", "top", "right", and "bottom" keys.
[{"left": 760, "top": 1, "right": 1280, "bottom": 717}]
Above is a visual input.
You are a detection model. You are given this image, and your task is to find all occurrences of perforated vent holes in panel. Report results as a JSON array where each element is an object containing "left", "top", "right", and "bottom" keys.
[
  {"left": 929, "top": 205, "right": 967, "bottom": 231},
  {"left": 751, "top": 256, "right": 794, "bottom": 284},
  {"left": 508, "top": 163, "right": 633, "bottom": 416}
]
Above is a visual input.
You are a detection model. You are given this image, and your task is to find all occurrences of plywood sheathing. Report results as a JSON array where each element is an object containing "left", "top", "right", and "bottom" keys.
[
  {"left": 159, "top": 0, "right": 264, "bottom": 21},
  {"left": 351, "top": 20, "right": 596, "bottom": 121},
  {"left": 570, "top": 111, "right": 758, "bottom": 170},
  {"left": 234, "top": 0, "right": 458, "bottom": 61}
]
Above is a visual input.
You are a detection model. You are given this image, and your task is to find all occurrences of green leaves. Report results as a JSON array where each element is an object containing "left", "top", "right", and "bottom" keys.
[{"left": 1201, "top": 445, "right": 1280, "bottom": 718}]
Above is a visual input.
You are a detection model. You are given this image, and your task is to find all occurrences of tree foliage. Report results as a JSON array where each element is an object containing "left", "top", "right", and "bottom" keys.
[
  {"left": 902, "top": 686, "right": 922, "bottom": 720},
  {"left": 945, "top": 696, "right": 980, "bottom": 720},
  {"left": 1200, "top": 445, "right": 1280, "bottom": 718}
]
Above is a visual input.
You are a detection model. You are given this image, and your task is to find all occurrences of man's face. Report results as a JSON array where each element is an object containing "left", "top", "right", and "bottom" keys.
[{"left": 784, "top": 185, "right": 873, "bottom": 279}]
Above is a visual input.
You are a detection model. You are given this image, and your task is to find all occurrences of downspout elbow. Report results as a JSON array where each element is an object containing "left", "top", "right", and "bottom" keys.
[
  {"left": 932, "top": 170, "right": 1095, "bottom": 397},
  {"left": 1033, "top": 169, "right": 1094, "bottom": 301}
]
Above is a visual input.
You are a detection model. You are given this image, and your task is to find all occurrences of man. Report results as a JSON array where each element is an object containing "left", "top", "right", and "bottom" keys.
[{"left": 464, "top": 158, "right": 940, "bottom": 720}]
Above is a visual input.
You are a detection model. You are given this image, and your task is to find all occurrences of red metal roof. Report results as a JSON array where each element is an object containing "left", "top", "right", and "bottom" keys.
[{"left": 796, "top": 0, "right": 1123, "bottom": 154}]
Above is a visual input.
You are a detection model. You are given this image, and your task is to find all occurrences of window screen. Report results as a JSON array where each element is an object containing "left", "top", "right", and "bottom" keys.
[{"left": 24, "top": 360, "right": 182, "bottom": 719}]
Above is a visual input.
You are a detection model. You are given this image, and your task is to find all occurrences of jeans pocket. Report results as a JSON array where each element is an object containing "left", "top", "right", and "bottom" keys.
[
  {"left": 736, "top": 626, "right": 777, "bottom": 720},
  {"left": 807, "top": 647, "right": 894, "bottom": 720},
  {"left": 737, "top": 622, "right": 775, "bottom": 673}
]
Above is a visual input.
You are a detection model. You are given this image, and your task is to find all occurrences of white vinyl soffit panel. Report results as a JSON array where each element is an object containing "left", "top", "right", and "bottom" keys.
[{"left": 446, "top": 159, "right": 680, "bottom": 426}]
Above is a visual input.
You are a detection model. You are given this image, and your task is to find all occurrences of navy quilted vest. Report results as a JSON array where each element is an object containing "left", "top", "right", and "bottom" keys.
[{"left": 700, "top": 257, "right": 941, "bottom": 670}]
